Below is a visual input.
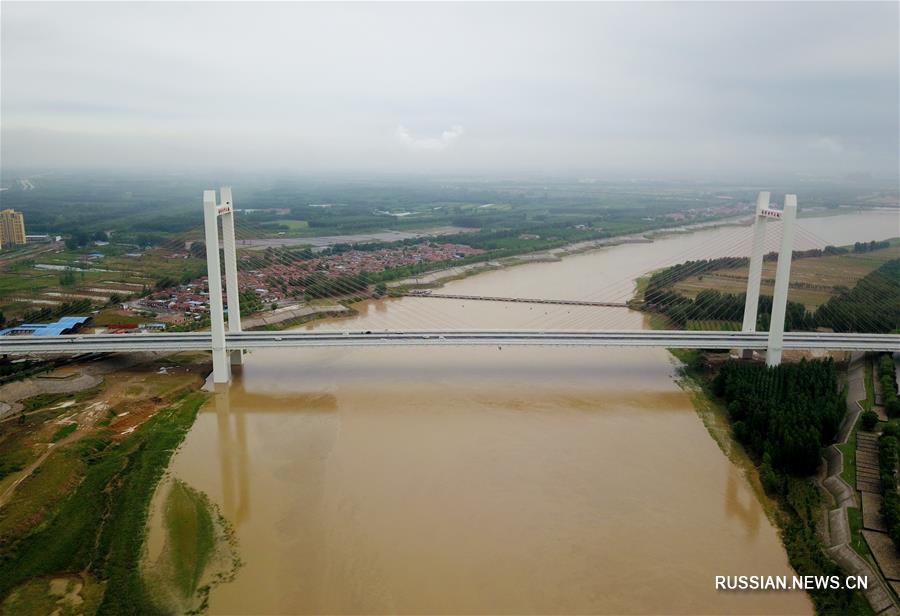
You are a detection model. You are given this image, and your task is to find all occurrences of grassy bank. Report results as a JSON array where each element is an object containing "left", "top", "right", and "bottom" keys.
[
  {"left": 166, "top": 479, "right": 216, "bottom": 599},
  {"left": 0, "top": 390, "right": 208, "bottom": 613},
  {"left": 141, "top": 477, "right": 242, "bottom": 615}
]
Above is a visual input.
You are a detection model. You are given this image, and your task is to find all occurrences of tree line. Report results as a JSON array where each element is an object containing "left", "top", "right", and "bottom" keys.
[
  {"left": 853, "top": 240, "right": 890, "bottom": 253},
  {"left": 879, "top": 423, "right": 900, "bottom": 552},
  {"left": 814, "top": 259, "right": 900, "bottom": 333},
  {"left": 879, "top": 354, "right": 900, "bottom": 417}
]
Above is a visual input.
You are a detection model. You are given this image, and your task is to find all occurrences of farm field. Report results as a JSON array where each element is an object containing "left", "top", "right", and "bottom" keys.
[
  {"left": 673, "top": 239, "right": 900, "bottom": 309},
  {"left": 0, "top": 244, "right": 207, "bottom": 322}
]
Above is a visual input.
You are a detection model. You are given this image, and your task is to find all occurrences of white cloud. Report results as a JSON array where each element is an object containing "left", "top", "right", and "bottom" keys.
[
  {"left": 810, "top": 136, "right": 844, "bottom": 155},
  {"left": 396, "top": 125, "right": 464, "bottom": 151}
]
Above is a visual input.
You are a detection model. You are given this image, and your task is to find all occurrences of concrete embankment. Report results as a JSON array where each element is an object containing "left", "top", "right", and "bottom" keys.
[
  {"left": 821, "top": 353, "right": 899, "bottom": 615},
  {"left": 241, "top": 302, "right": 348, "bottom": 329}
]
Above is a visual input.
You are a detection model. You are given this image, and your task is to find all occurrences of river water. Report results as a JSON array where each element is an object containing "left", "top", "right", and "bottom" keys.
[{"left": 157, "top": 210, "right": 897, "bottom": 614}]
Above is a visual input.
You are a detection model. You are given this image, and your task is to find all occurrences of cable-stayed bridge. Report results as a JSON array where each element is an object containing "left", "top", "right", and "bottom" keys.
[{"left": 1, "top": 189, "right": 897, "bottom": 383}]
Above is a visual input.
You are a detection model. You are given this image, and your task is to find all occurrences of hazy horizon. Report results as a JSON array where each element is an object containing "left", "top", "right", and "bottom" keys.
[{"left": 2, "top": 2, "right": 898, "bottom": 182}]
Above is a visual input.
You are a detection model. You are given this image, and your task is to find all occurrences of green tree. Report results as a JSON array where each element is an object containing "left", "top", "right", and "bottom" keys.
[
  {"left": 59, "top": 268, "right": 77, "bottom": 287},
  {"left": 65, "top": 231, "right": 90, "bottom": 250},
  {"left": 189, "top": 241, "right": 206, "bottom": 258},
  {"left": 861, "top": 410, "right": 879, "bottom": 431},
  {"left": 239, "top": 290, "right": 263, "bottom": 314}
]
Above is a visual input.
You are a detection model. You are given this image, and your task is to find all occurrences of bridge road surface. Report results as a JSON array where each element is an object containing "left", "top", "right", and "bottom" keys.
[{"left": 1, "top": 330, "right": 898, "bottom": 354}]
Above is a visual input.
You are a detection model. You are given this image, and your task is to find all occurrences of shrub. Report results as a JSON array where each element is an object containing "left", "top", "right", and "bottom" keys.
[
  {"left": 884, "top": 421, "right": 900, "bottom": 439},
  {"left": 861, "top": 410, "right": 879, "bottom": 432}
]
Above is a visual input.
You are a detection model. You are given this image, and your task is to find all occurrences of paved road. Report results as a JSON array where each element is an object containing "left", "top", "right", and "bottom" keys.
[{"left": 2, "top": 330, "right": 898, "bottom": 354}]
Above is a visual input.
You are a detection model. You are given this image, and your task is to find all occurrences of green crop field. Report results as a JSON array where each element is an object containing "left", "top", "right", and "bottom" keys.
[{"left": 277, "top": 219, "right": 309, "bottom": 230}]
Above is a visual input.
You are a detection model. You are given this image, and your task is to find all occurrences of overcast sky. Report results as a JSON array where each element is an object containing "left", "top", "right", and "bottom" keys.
[{"left": 2, "top": 2, "right": 898, "bottom": 180}]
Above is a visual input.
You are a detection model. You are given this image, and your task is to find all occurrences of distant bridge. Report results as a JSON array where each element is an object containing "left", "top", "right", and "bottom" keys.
[
  {"left": 3, "top": 330, "right": 897, "bottom": 354},
  {"left": 403, "top": 292, "right": 631, "bottom": 308}
]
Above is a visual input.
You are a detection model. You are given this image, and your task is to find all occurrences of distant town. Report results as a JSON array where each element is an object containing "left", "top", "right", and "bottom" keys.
[{"left": 135, "top": 242, "right": 483, "bottom": 323}]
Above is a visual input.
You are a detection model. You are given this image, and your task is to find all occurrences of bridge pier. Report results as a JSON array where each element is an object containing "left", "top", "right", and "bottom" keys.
[
  {"left": 203, "top": 190, "right": 230, "bottom": 383},
  {"left": 203, "top": 187, "right": 243, "bottom": 384},
  {"left": 766, "top": 194, "right": 798, "bottom": 367},
  {"left": 219, "top": 187, "right": 244, "bottom": 367},
  {"left": 737, "top": 191, "right": 798, "bottom": 366}
]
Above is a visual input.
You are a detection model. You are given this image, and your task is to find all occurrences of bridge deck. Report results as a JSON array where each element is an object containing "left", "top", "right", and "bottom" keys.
[{"left": 2, "top": 330, "right": 897, "bottom": 354}]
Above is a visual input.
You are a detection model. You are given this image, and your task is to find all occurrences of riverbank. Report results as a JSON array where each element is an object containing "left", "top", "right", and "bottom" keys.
[
  {"left": 677, "top": 350, "right": 876, "bottom": 612},
  {"left": 0, "top": 353, "right": 217, "bottom": 613},
  {"left": 241, "top": 301, "right": 348, "bottom": 330},
  {"left": 379, "top": 205, "right": 885, "bottom": 298}
]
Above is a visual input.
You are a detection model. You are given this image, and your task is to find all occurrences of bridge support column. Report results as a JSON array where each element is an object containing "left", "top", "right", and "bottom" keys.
[
  {"left": 219, "top": 187, "right": 243, "bottom": 366},
  {"left": 766, "top": 194, "right": 798, "bottom": 367},
  {"left": 204, "top": 190, "right": 230, "bottom": 384},
  {"left": 739, "top": 191, "right": 770, "bottom": 358}
]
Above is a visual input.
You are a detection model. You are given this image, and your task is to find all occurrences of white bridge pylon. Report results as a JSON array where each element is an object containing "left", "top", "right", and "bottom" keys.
[
  {"left": 203, "top": 187, "right": 243, "bottom": 384},
  {"left": 740, "top": 191, "right": 799, "bottom": 366},
  {"left": 202, "top": 189, "right": 799, "bottom": 383}
]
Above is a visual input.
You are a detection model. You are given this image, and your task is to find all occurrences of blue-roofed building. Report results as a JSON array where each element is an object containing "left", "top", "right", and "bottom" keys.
[{"left": 0, "top": 316, "right": 90, "bottom": 337}]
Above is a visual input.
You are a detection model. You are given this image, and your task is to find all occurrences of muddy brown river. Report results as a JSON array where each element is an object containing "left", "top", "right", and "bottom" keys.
[{"left": 154, "top": 210, "right": 898, "bottom": 614}]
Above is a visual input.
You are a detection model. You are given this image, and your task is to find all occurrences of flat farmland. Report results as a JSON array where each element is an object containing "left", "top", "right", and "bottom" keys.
[
  {"left": 0, "top": 247, "right": 207, "bottom": 319},
  {"left": 673, "top": 240, "right": 900, "bottom": 309}
]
